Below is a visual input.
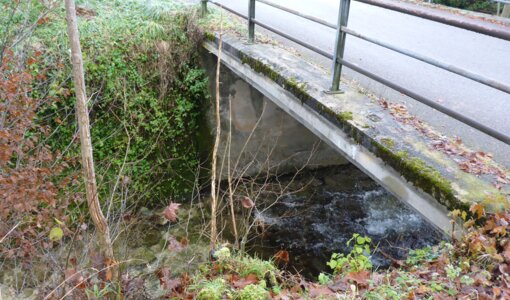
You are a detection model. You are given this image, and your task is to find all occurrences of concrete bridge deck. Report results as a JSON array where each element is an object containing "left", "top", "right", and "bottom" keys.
[
  {"left": 209, "top": 0, "right": 510, "bottom": 167},
  {"left": 202, "top": 33, "right": 510, "bottom": 233}
]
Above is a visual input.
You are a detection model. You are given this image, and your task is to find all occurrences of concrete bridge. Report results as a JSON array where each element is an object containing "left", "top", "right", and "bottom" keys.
[{"left": 199, "top": 2, "right": 510, "bottom": 234}]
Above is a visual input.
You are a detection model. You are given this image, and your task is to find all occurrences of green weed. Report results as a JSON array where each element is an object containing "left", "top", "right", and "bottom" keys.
[{"left": 327, "top": 234, "right": 372, "bottom": 274}]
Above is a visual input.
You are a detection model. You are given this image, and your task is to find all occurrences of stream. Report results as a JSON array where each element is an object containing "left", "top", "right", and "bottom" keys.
[{"left": 248, "top": 165, "right": 445, "bottom": 279}]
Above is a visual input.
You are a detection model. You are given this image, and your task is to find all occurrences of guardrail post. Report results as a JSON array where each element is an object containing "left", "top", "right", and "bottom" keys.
[
  {"left": 248, "top": 0, "right": 256, "bottom": 43},
  {"left": 201, "top": 0, "right": 207, "bottom": 17},
  {"left": 329, "top": 0, "right": 351, "bottom": 93}
]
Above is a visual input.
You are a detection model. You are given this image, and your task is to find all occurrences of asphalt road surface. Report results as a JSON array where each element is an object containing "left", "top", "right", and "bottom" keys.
[{"left": 210, "top": 0, "right": 510, "bottom": 166}]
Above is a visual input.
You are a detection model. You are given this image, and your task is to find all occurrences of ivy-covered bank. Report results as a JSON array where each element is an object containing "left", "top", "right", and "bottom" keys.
[{"left": 32, "top": 0, "right": 209, "bottom": 205}]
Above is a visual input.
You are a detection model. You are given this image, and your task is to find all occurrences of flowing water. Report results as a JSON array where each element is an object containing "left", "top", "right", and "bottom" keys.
[{"left": 248, "top": 165, "right": 445, "bottom": 279}]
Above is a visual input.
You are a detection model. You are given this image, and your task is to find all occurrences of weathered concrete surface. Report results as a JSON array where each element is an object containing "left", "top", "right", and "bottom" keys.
[
  {"left": 201, "top": 51, "right": 348, "bottom": 180},
  {"left": 202, "top": 34, "right": 510, "bottom": 234}
]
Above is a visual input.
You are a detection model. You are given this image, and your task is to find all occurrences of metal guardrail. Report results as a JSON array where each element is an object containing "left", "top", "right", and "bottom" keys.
[
  {"left": 493, "top": 0, "right": 510, "bottom": 17},
  {"left": 200, "top": 0, "right": 510, "bottom": 146}
]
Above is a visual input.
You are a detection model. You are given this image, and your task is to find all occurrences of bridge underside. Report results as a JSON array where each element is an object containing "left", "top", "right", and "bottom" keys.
[{"left": 202, "top": 35, "right": 510, "bottom": 234}]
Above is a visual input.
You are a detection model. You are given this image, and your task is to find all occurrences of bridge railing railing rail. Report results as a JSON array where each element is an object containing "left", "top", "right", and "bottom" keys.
[{"left": 200, "top": 0, "right": 510, "bottom": 146}]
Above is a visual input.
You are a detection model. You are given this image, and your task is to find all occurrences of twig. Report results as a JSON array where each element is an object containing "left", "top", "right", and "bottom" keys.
[
  {"left": 0, "top": 222, "right": 22, "bottom": 243},
  {"left": 210, "top": 12, "right": 223, "bottom": 249}
]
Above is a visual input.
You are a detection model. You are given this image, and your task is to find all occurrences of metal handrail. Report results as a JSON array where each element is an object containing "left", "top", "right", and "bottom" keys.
[
  {"left": 207, "top": 0, "right": 248, "bottom": 19},
  {"left": 256, "top": 0, "right": 337, "bottom": 29},
  {"left": 341, "top": 26, "right": 510, "bottom": 94},
  {"left": 493, "top": 0, "right": 510, "bottom": 17},
  {"left": 200, "top": 0, "right": 510, "bottom": 146},
  {"left": 356, "top": 0, "right": 510, "bottom": 41}
]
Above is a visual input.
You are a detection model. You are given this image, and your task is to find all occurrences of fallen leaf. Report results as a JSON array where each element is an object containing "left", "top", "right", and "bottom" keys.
[
  {"left": 328, "top": 280, "right": 349, "bottom": 292},
  {"left": 503, "top": 250, "right": 510, "bottom": 263},
  {"left": 470, "top": 203, "right": 485, "bottom": 219},
  {"left": 241, "top": 196, "right": 254, "bottom": 209},
  {"left": 64, "top": 268, "right": 86, "bottom": 289},
  {"left": 344, "top": 270, "right": 370, "bottom": 286},
  {"left": 163, "top": 202, "right": 181, "bottom": 222},
  {"left": 492, "top": 226, "right": 507, "bottom": 236},
  {"left": 274, "top": 250, "right": 289, "bottom": 264},
  {"left": 156, "top": 267, "right": 182, "bottom": 290},
  {"left": 90, "top": 251, "right": 104, "bottom": 270},
  {"left": 308, "top": 285, "right": 334, "bottom": 297},
  {"left": 499, "top": 263, "right": 510, "bottom": 275},
  {"left": 103, "top": 258, "right": 114, "bottom": 281},
  {"left": 415, "top": 285, "right": 429, "bottom": 294},
  {"left": 181, "top": 272, "right": 190, "bottom": 287},
  {"left": 493, "top": 287, "right": 502, "bottom": 297},
  {"left": 233, "top": 274, "right": 259, "bottom": 289},
  {"left": 49, "top": 226, "right": 63, "bottom": 241}
]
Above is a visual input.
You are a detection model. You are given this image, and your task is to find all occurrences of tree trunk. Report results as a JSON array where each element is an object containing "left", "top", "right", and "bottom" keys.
[
  {"left": 502, "top": 4, "right": 510, "bottom": 18},
  {"left": 210, "top": 18, "right": 224, "bottom": 250},
  {"left": 64, "top": 0, "right": 116, "bottom": 279}
]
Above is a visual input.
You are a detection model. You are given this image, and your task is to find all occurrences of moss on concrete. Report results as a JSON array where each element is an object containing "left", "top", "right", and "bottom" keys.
[
  {"left": 315, "top": 103, "right": 358, "bottom": 132},
  {"left": 240, "top": 54, "right": 281, "bottom": 83},
  {"left": 372, "top": 142, "right": 462, "bottom": 210},
  {"left": 286, "top": 77, "right": 308, "bottom": 97},
  {"left": 204, "top": 32, "right": 216, "bottom": 42},
  {"left": 239, "top": 52, "right": 313, "bottom": 104},
  {"left": 411, "top": 141, "right": 509, "bottom": 212},
  {"left": 380, "top": 138, "right": 395, "bottom": 149},
  {"left": 338, "top": 111, "right": 353, "bottom": 122}
]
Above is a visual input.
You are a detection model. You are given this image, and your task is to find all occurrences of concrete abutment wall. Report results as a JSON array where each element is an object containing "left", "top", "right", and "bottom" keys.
[
  {"left": 201, "top": 51, "right": 349, "bottom": 180},
  {"left": 201, "top": 39, "right": 459, "bottom": 235}
]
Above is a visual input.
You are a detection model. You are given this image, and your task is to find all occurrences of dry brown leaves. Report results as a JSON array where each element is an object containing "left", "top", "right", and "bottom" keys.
[
  {"left": 232, "top": 274, "right": 259, "bottom": 289},
  {"left": 76, "top": 6, "right": 97, "bottom": 20},
  {"left": 157, "top": 267, "right": 182, "bottom": 290},
  {"left": 308, "top": 285, "right": 335, "bottom": 298},
  {"left": 274, "top": 250, "right": 290, "bottom": 265},
  {"left": 379, "top": 99, "right": 510, "bottom": 189},
  {"left": 0, "top": 50, "right": 76, "bottom": 261},
  {"left": 163, "top": 202, "right": 181, "bottom": 222}
]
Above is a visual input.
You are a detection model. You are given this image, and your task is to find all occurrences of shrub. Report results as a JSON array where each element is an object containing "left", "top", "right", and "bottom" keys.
[
  {"left": 32, "top": 0, "right": 210, "bottom": 206},
  {"left": 433, "top": 0, "right": 497, "bottom": 14},
  {"left": 0, "top": 49, "right": 74, "bottom": 261}
]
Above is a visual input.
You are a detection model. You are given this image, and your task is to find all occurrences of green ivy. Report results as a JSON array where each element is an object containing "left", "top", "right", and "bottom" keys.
[{"left": 31, "top": 0, "right": 209, "bottom": 207}]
